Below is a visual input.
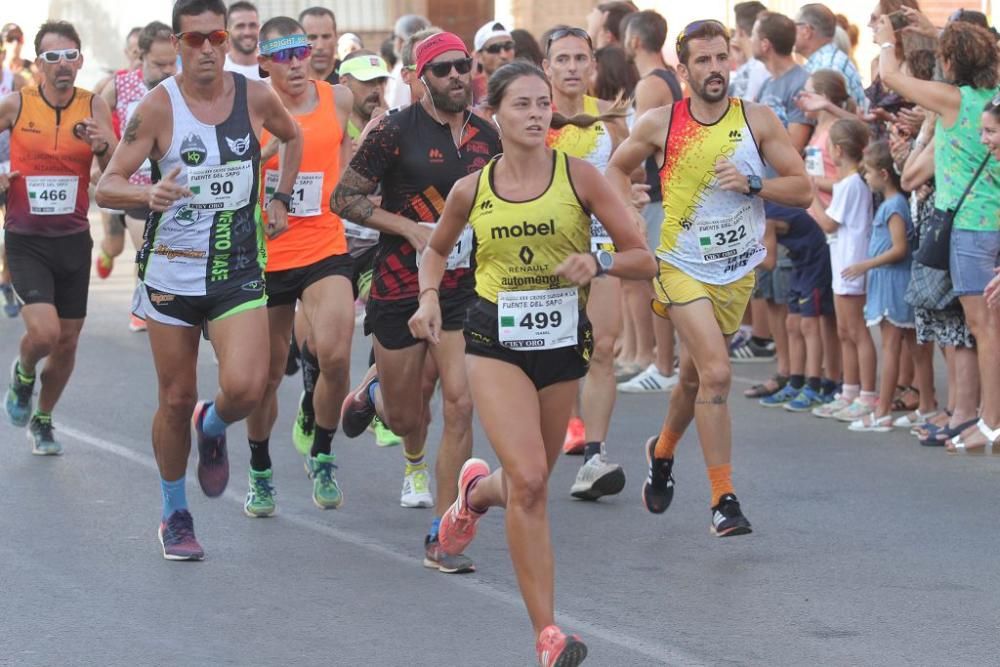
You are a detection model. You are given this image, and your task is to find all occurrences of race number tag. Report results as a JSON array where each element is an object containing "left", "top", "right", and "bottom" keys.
[
  {"left": 187, "top": 161, "right": 253, "bottom": 210},
  {"left": 415, "top": 222, "right": 473, "bottom": 270},
  {"left": 695, "top": 204, "right": 756, "bottom": 263},
  {"left": 590, "top": 216, "right": 613, "bottom": 252},
  {"left": 498, "top": 287, "right": 578, "bottom": 350},
  {"left": 343, "top": 220, "right": 379, "bottom": 241},
  {"left": 264, "top": 169, "right": 323, "bottom": 217},
  {"left": 25, "top": 175, "right": 78, "bottom": 215}
]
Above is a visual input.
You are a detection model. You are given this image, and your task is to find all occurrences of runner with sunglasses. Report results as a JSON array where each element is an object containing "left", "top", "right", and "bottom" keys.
[
  {"left": 472, "top": 21, "right": 514, "bottom": 105},
  {"left": 606, "top": 19, "right": 810, "bottom": 536},
  {"left": 542, "top": 26, "right": 630, "bottom": 501},
  {"left": 95, "top": 0, "right": 303, "bottom": 560},
  {"left": 409, "top": 60, "right": 656, "bottom": 667},
  {"left": 239, "top": 17, "right": 354, "bottom": 516},
  {"left": 1, "top": 21, "right": 116, "bottom": 454},
  {"left": 333, "top": 32, "right": 501, "bottom": 574}
]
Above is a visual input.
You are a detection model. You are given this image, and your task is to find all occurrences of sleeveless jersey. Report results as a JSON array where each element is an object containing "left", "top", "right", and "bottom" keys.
[
  {"left": 114, "top": 68, "right": 152, "bottom": 186},
  {"left": 138, "top": 74, "right": 263, "bottom": 296},
  {"left": 6, "top": 86, "right": 95, "bottom": 237},
  {"left": 469, "top": 151, "right": 592, "bottom": 306},
  {"left": 643, "top": 68, "right": 683, "bottom": 202},
  {"left": 260, "top": 80, "right": 346, "bottom": 272},
  {"left": 659, "top": 98, "right": 767, "bottom": 285},
  {"left": 0, "top": 69, "right": 14, "bottom": 167}
]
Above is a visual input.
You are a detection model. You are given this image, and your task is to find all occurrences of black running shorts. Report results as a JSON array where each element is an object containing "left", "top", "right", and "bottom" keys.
[
  {"left": 365, "top": 289, "right": 474, "bottom": 350},
  {"left": 265, "top": 253, "right": 353, "bottom": 308},
  {"left": 4, "top": 229, "right": 92, "bottom": 319}
]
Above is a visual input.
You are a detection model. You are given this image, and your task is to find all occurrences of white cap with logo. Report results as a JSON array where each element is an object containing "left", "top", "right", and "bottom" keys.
[{"left": 474, "top": 21, "right": 512, "bottom": 51}]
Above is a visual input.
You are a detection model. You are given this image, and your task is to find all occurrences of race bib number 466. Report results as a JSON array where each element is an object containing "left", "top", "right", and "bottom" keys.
[
  {"left": 26, "top": 175, "right": 78, "bottom": 215},
  {"left": 187, "top": 161, "right": 253, "bottom": 211},
  {"left": 498, "top": 287, "right": 578, "bottom": 350}
]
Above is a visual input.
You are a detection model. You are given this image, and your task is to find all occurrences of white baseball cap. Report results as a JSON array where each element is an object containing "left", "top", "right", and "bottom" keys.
[{"left": 474, "top": 21, "right": 512, "bottom": 52}]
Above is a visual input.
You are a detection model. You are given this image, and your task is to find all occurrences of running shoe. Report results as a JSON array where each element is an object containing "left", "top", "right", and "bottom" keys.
[
  {"left": 562, "top": 416, "right": 586, "bottom": 455},
  {"left": 536, "top": 625, "right": 588, "bottom": 667},
  {"left": 710, "top": 493, "right": 752, "bottom": 537},
  {"left": 5, "top": 359, "right": 34, "bottom": 427},
  {"left": 340, "top": 375, "right": 378, "bottom": 438},
  {"left": 728, "top": 328, "right": 751, "bottom": 351},
  {"left": 244, "top": 468, "right": 276, "bottom": 517},
  {"left": 1, "top": 283, "right": 19, "bottom": 318},
  {"left": 308, "top": 453, "right": 343, "bottom": 509},
  {"left": 292, "top": 392, "right": 314, "bottom": 457},
  {"left": 369, "top": 415, "right": 402, "bottom": 447},
  {"left": 192, "top": 401, "right": 229, "bottom": 497},
  {"left": 401, "top": 465, "right": 434, "bottom": 508},
  {"left": 438, "top": 458, "right": 489, "bottom": 556},
  {"left": 617, "top": 363, "right": 679, "bottom": 393},
  {"left": 784, "top": 387, "right": 824, "bottom": 412},
  {"left": 158, "top": 509, "right": 205, "bottom": 561},
  {"left": 833, "top": 399, "right": 876, "bottom": 423},
  {"left": 95, "top": 252, "right": 113, "bottom": 279},
  {"left": 758, "top": 383, "right": 798, "bottom": 407},
  {"left": 641, "top": 436, "right": 674, "bottom": 514},
  {"left": 128, "top": 314, "right": 147, "bottom": 333},
  {"left": 570, "top": 454, "right": 625, "bottom": 500},
  {"left": 423, "top": 535, "right": 475, "bottom": 574},
  {"left": 28, "top": 413, "right": 62, "bottom": 456},
  {"left": 812, "top": 395, "right": 851, "bottom": 418},
  {"left": 729, "top": 338, "right": 775, "bottom": 363}
]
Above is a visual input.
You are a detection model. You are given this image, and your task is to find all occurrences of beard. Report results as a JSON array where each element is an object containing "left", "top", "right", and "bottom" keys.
[
  {"left": 428, "top": 79, "right": 471, "bottom": 113},
  {"left": 233, "top": 36, "right": 257, "bottom": 56},
  {"left": 697, "top": 73, "right": 728, "bottom": 103}
]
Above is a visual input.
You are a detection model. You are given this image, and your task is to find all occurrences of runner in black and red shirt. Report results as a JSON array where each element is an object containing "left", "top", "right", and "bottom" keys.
[{"left": 332, "top": 32, "right": 501, "bottom": 574}]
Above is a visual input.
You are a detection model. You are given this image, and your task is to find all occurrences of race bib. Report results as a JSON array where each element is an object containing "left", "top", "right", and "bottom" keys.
[
  {"left": 804, "top": 147, "right": 825, "bottom": 178},
  {"left": 695, "top": 204, "right": 757, "bottom": 263},
  {"left": 343, "top": 220, "right": 379, "bottom": 241},
  {"left": 498, "top": 287, "right": 578, "bottom": 350},
  {"left": 590, "top": 216, "right": 613, "bottom": 252},
  {"left": 187, "top": 161, "right": 253, "bottom": 211},
  {"left": 415, "top": 222, "right": 473, "bottom": 271},
  {"left": 25, "top": 175, "right": 78, "bottom": 215},
  {"left": 264, "top": 169, "right": 323, "bottom": 217}
]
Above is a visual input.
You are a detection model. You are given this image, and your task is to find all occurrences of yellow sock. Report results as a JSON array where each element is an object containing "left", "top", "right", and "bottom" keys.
[
  {"left": 707, "top": 464, "right": 734, "bottom": 506},
  {"left": 404, "top": 449, "right": 425, "bottom": 474}
]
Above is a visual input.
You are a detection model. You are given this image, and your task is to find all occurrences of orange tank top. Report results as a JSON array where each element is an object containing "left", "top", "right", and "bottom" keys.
[
  {"left": 260, "top": 80, "right": 346, "bottom": 271},
  {"left": 6, "top": 86, "right": 95, "bottom": 236}
]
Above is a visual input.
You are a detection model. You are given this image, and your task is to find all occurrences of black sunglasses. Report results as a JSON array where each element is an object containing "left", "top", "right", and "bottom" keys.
[
  {"left": 545, "top": 27, "right": 592, "bottom": 54},
  {"left": 675, "top": 20, "right": 729, "bottom": 55},
  {"left": 483, "top": 40, "right": 515, "bottom": 55},
  {"left": 425, "top": 57, "right": 473, "bottom": 78}
]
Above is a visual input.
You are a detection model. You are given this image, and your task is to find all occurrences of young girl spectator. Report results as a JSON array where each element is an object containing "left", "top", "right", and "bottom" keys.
[
  {"left": 810, "top": 118, "right": 879, "bottom": 421},
  {"left": 801, "top": 69, "right": 854, "bottom": 207},
  {"left": 845, "top": 141, "right": 916, "bottom": 431}
]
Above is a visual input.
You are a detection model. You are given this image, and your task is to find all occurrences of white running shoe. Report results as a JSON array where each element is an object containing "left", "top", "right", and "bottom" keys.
[
  {"left": 569, "top": 454, "right": 625, "bottom": 500},
  {"left": 617, "top": 364, "right": 679, "bottom": 393},
  {"left": 400, "top": 467, "right": 434, "bottom": 508}
]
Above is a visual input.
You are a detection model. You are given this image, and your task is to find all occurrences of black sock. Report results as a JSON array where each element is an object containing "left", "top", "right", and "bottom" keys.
[
  {"left": 300, "top": 342, "right": 318, "bottom": 420},
  {"left": 789, "top": 374, "right": 805, "bottom": 390},
  {"left": 821, "top": 378, "right": 838, "bottom": 395},
  {"left": 368, "top": 345, "right": 376, "bottom": 367},
  {"left": 583, "top": 441, "right": 602, "bottom": 461},
  {"left": 807, "top": 376, "right": 821, "bottom": 392},
  {"left": 311, "top": 425, "right": 336, "bottom": 457},
  {"left": 249, "top": 438, "right": 271, "bottom": 471},
  {"left": 751, "top": 336, "right": 772, "bottom": 347}
]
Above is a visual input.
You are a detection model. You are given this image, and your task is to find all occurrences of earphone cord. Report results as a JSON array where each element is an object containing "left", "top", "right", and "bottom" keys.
[{"left": 423, "top": 78, "right": 469, "bottom": 158}]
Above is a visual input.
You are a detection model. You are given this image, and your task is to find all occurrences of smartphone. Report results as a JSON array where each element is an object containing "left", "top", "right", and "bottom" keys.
[{"left": 888, "top": 11, "right": 910, "bottom": 31}]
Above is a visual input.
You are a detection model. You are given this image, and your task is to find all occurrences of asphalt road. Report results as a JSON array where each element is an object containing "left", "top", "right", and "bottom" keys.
[{"left": 2, "top": 223, "right": 998, "bottom": 666}]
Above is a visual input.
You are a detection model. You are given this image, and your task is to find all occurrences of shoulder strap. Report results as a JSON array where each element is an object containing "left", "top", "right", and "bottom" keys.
[{"left": 953, "top": 153, "right": 992, "bottom": 216}]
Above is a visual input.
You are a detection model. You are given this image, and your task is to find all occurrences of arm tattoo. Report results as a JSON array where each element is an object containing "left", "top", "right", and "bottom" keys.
[
  {"left": 695, "top": 395, "right": 727, "bottom": 406},
  {"left": 331, "top": 167, "right": 378, "bottom": 223},
  {"left": 123, "top": 113, "right": 141, "bottom": 144}
]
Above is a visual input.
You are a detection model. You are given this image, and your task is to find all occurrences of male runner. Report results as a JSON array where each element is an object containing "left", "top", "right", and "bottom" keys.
[
  {"left": 95, "top": 0, "right": 303, "bottom": 560},
  {"left": 606, "top": 19, "right": 810, "bottom": 536},
  {"left": 337, "top": 49, "right": 389, "bottom": 146},
  {"left": 299, "top": 7, "right": 340, "bottom": 85},
  {"left": 241, "top": 16, "right": 354, "bottom": 517},
  {"left": 0, "top": 38, "right": 25, "bottom": 318},
  {"left": 333, "top": 32, "right": 501, "bottom": 572},
  {"left": 1, "top": 21, "right": 116, "bottom": 454},
  {"left": 471, "top": 20, "right": 513, "bottom": 104},
  {"left": 224, "top": 1, "right": 261, "bottom": 80}
]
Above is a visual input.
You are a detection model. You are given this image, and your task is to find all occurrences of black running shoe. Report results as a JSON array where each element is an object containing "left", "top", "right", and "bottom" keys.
[
  {"left": 641, "top": 436, "right": 674, "bottom": 514},
  {"left": 340, "top": 375, "right": 378, "bottom": 438},
  {"left": 710, "top": 493, "right": 752, "bottom": 537}
]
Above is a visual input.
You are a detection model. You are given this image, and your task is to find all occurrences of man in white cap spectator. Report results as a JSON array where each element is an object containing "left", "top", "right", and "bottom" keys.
[{"left": 472, "top": 20, "right": 514, "bottom": 104}]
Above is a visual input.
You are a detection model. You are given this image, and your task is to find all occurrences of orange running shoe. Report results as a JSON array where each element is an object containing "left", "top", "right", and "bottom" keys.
[
  {"left": 562, "top": 417, "right": 586, "bottom": 455},
  {"left": 129, "top": 314, "right": 147, "bottom": 333},
  {"left": 95, "top": 252, "right": 113, "bottom": 279},
  {"left": 536, "top": 625, "right": 588, "bottom": 667},
  {"left": 437, "top": 458, "right": 489, "bottom": 556}
]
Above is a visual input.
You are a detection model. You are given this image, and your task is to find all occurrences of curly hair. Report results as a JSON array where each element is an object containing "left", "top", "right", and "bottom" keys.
[{"left": 939, "top": 22, "right": 999, "bottom": 89}]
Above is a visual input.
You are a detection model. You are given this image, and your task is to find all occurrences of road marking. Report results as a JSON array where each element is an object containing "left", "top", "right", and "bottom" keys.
[{"left": 59, "top": 424, "right": 706, "bottom": 667}]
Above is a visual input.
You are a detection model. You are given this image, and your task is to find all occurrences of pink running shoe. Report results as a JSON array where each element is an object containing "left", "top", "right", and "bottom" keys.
[
  {"left": 536, "top": 625, "right": 588, "bottom": 667},
  {"left": 437, "top": 458, "right": 489, "bottom": 556}
]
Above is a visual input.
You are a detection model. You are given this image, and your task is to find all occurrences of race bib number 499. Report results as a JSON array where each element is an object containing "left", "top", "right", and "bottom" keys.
[
  {"left": 26, "top": 175, "right": 78, "bottom": 215},
  {"left": 187, "top": 161, "right": 253, "bottom": 211},
  {"left": 498, "top": 287, "right": 578, "bottom": 350}
]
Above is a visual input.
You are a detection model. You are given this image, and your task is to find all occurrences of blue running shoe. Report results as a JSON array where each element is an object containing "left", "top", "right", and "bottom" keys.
[
  {"left": 1, "top": 284, "right": 20, "bottom": 318},
  {"left": 29, "top": 414, "right": 62, "bottom": 455},
  {"left": 759, "top": 383, "right": 798, "bottom": 407},
  {"left": 5, "top": 359, "right": 34, "bottom": 427},
  {"left": 785, "top": 387, "right": 824, "bottom": 412},
  {"left": 192, "top": 401, "right": 229, "bottom": 497}
]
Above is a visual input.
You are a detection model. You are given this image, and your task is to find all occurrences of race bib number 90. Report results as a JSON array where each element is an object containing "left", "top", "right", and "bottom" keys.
[
  {"left": 415, "top": 222, "right": 474, "bottom": 271},
  {"left": 187, "top": 161, "right": 253, "bottom": 211},
  {"left": 498, "top": 287, "right": 578, "bottom": 350},
  {"left": 26, "top": 175, "right": 78, "bottom": 216},
  {"left": 264, "top": 169, "right": 323, "bottom": 217}
]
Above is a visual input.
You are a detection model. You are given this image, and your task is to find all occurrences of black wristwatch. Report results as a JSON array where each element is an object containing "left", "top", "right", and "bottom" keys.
[
  {"left": 746, "top": 174, "right": 763, "bottom": 197},
  {"left": 592, "top": 249, "right": 614, "bottom": 277},
  {"left": 271, "top": 191, "right": 293, "bottom": 210}
]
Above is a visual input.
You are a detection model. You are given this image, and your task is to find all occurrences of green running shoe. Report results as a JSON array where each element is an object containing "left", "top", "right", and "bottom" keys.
[
  {"left": 309, "top": 453, "right": 343, "bottom": 509},
  {"left": 29, "top": 414, "right": 62, "bottom": 456},
  {"left": 6, "top": 359, "right": 34, "bottom": 428},
  {"left": 370, "top": 415, "right": 401, "bottom": 447},
  {"left": 292, "top": 391, "right": 314, "bottom": 458},
  {"left": 244, "top": 468, "right": 276, "bottom": 517}
]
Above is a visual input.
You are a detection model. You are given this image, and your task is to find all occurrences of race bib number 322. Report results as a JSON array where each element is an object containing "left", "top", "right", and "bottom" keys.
[
  {"left": 695, "top": 204, "right": 756, "bottom": 263},
  {"left": 498, "top": 287, "right": 578, "bottom": 350}
]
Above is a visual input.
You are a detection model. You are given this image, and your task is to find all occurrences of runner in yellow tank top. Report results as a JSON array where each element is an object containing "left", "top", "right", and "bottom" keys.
[
  {"left": 607, "top": 20, "right": 811, "bottom": 536},
  {"left": 409, "top": 62, "right": 655, "bottom": 667},
  {"left": 543, "top": 26, "right": 632, "bottom": 501}
]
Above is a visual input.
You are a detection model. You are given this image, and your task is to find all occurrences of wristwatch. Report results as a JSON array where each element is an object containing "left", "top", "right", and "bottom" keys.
[
  {"left": 271, "top": 191, "right": 293, "bottom": 210},
  {"left": 592, "top": 249, "right": 614, "bottom": 277},
  {"left": 880, "top": 42, "right": 895, "bottom": 50},
  {"left": 746, "top": 174, "right": 763, "bottom": 196}
]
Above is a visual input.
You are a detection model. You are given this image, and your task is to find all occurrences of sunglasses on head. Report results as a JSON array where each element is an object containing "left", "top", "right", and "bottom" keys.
[
  {"left": 483, "top": 40, "right": 515, "bottom": 55},
  {"left": 675, "top": 20, "right": 729, "bottom": 54},
  {"left": 546, "top": 27, "right": 592, "bottom": 54},
  {"left": 39, "top": 48, "right": 80, "bottom": 63},
  {"left": 267, "top": 45, "right": 312, "bottom": 63},
  {"left": 425, "top": 57, "right": 473, "bottom": 78},
  {"left": 175, "top": 30, "right": 229, "bottom": 48}
]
